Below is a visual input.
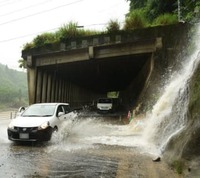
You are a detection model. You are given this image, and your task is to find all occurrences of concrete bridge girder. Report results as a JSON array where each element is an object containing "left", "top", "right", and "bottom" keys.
[{"left": 33, "top": 38, "right": 162, "bottom": 67}]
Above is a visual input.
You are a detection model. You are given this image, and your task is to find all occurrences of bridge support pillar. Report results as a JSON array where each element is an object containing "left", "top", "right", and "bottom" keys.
[
  {"left": 41, "top": 72, "right": 48, "bottom": 102},
  {"left": 27, "top": 68, "right": 37, "bottom": 105},
  {"left": 36, "top": 70, "right": 42, "bottom": 103},
  {"left": 46, "top": 74, "right": 52, "bottom": 102}
]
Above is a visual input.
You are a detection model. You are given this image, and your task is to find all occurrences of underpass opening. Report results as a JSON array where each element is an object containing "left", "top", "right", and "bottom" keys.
[
  {"left": 23, "top": 34, "right": 160, "bottom": 108},
  {"left": 42, "top": 53, "right": 150, "bottom": 92},
  {"left": 39, "top": 53, "right": 152, "bottom": 109}
]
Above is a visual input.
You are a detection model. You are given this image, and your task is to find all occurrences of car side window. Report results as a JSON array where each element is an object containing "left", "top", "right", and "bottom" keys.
[
  {"left": 63, "top": 105, "right": 70, "bottom": 114},
  {"left": 57, "top": 105, "right": 64, "bottom": 116}
]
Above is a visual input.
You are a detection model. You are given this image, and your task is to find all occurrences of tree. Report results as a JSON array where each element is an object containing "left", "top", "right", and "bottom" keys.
[
  {"left": 126, "top": 0, "right": 147, "bottom": 10},
  {"left": 147, "top": 0, "right": 177, "bottom": 21},
  {"left": 179, "top": 0, "right": 200, "bottom": 22},
  {"left": 126, "top": 0, "right": 200, "bottom": 23}
]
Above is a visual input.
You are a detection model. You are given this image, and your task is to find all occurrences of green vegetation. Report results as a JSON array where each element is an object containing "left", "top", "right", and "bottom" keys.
[
  {"left": 124, "top": 9, "right": 148, "bottom": 30},
  {"left": 172, "top": 160, "right": 184, "bottom": 174},
  {"left": 153, "top": 13, "right": 178, "bottom": 26},
  {"left": 23, "top": 21, "right": 100, "bottom": 50},
  {"left": 107, "top": 91, "right": 119, "bottom": 98},
  {"left": 0, "top": 64, "right": 28, "bottom": 109},
  {"left": 126, "top": 0, "right": 200, "bottom": 23},
  {"left": 188, "top": 60, "right": 200, "bottom": 119},
  {"left": 22, "top": 0, "right": 200, "bottom": 51},
  {"left": 106, "top": 19, "right": 121, "bottom": 33}
]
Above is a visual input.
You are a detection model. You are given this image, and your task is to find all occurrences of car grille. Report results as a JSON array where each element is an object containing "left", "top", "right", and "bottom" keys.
[{"left": 14, "top": 127, "right": 38, "bottom": 132}]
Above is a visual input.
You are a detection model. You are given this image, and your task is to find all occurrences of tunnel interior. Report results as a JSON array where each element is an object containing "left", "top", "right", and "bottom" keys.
[{"left": 42, "top": 54, "right": 150, "bottom": 94}]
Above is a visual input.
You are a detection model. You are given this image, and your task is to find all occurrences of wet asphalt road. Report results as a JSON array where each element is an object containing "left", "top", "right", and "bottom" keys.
[
  {"left": 0, "top": 113, "right": 131, "bottom": 178},
  {"left": 0, "top": 111, "right": 180, "bottom": 178}
]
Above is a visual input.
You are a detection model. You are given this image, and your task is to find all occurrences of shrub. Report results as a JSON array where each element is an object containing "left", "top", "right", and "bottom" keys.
[
  {"left": 56, "top": 21, "right": 80, "bottom": 41},
  {"left": 153, "top": 13, "right": 178, "bottom": 26},
  {"left": 33, "top": 32, "right": 58, "bottom": 47},
  {"left": 23, "top": 42, "right": 34, "bottom": 50},
  {"left": 23, "top": 21, "right": 101, "bottom": 50},
  {"left": 57, "top": 22, "right": 101, "bottom": 42},
  {"left": 106, "top": 19, "right": 121, "bottom": 33},
  {"left": 81, "top": 29, "right": 100, "bottom": 36},
  {"left": 172, "top": 160, "right": 184, "bottom": 174},
  {"left": 123, "top": 9, "right": 148, "bottom": 30}
]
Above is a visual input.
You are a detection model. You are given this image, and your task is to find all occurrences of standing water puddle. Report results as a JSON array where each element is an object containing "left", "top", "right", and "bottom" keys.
[{"left": 49, "top": 115, "right": 148, "bottom": 153}]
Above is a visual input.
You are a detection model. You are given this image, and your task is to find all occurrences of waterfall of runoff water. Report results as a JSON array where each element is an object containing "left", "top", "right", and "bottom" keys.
[{"left": 140, "top": 24, "right": 200, "bottom": 154}]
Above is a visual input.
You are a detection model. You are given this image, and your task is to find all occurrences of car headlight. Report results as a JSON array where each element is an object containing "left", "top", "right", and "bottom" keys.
[
  {"left": 38, "top": 121, "right": 50, "bottom": 130},
  {"left": 8, "top": 123, "right": 14, "bottom": 129}
]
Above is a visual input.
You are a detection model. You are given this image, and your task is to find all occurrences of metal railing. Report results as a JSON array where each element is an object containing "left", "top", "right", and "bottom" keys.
[{"left": 0, "top": 110, "right": 18, "bottom": 120}]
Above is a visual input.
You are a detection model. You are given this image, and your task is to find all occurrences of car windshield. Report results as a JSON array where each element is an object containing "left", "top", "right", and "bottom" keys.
[
  {"left": 22, "top": 104, "right": 56, "bottom": 117},
  {"left": 98, "top": 98, "right": 112, "bottom": 103}
]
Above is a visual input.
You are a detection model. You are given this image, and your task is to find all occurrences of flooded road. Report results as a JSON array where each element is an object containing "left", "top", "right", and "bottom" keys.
[{"left": 0, "top": 111, "right": 180, "bottom": 178}]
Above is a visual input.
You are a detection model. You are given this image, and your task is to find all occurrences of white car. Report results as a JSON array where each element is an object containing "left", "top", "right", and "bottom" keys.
[
  {"left": 97, "top": 98, "right": 113, "bottom": 112},
  {"left": 7, "top": 103, "right": 71, "bottom": 142}
]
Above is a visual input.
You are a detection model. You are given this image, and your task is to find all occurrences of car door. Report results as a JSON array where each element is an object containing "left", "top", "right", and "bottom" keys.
[
  {"left": 57, "top": 105, "right": 68, "bottom": 121},
  {"left": 63, "top": 104, "right": 70, "bottom": 113},
  {"left": 63, "top": 104, "right": 73, "bottom": 119}
]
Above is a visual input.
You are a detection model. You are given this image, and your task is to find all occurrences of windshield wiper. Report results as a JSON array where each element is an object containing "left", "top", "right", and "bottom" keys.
[{"left": 23, "top": 115, "right": 43, "bottom": 117}]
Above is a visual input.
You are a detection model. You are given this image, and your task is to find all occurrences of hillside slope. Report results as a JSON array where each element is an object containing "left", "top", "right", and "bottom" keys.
[{"left": 0, "top": 64, "right": 28, "bottom": 108}]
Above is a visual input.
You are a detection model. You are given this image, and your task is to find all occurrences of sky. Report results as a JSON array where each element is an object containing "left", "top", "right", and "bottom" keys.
[{"left": 0, "top": 0, "right": 129, "bottom": 71}]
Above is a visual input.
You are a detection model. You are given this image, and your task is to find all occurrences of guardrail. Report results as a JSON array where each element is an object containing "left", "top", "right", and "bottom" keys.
[{"left": 0, "top": 110, "right": 18, "bottom": 120}]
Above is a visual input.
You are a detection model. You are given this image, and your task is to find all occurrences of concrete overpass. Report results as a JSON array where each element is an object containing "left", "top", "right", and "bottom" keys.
[{"left": 22, "top": 24, "right": 190, "bottom": 109}]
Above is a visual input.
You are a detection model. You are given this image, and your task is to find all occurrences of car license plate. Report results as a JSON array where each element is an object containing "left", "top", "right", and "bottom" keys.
[{"left": 19, "top": 133, "right": 29, "bottom": 139}]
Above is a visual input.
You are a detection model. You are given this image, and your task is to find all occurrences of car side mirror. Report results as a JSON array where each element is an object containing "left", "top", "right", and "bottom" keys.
[
  {"left": 58, "top": 112, "right": 65, "bottom": 117},
  {"left": 15, "top": 106, "right": 26, "bottom": 117},
  {"left": 18, "top": 106, "right": 25, "bottom": 113}
]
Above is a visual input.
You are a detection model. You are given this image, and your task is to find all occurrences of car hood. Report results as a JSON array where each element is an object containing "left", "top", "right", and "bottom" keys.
[{"left": 10, "top": 116, "right": 52, "bottom": 127}]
